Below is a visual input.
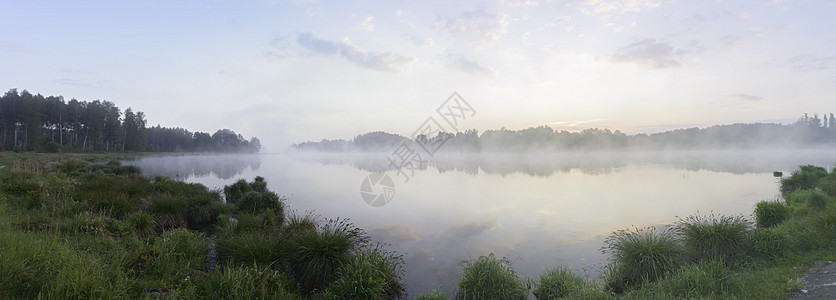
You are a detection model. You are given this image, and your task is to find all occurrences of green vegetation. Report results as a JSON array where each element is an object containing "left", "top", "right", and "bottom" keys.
[
  {"left": 455, "top": 253, "right": 529, "bottom": 300},
  {"left": 0, "top": 153, "right": 401, "bottom": 299},
  {"left": 755, "top": 200, "right": 790, "bottom": 228},
  {"left": 3, "top": 153, "right": 836, "bottom": 299}
]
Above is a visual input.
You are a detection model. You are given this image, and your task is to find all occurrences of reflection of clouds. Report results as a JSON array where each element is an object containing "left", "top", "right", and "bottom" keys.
[
  {"left": 368, "top": 225, "right": 420, "bottom": 245},
  {"left": 123, "top": 154, "right": 262, "bottom": 180},
  {"left": 407, "top": 249, "right": 435, "bottom": 261},
  {"left": 442, "top": 220, "right": 501, "bottom": 245}
]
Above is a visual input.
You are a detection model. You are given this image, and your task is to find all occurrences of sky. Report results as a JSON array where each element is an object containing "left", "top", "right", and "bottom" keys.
[{"left": 2, "top": 0, "right": 836, "bottom": 151}]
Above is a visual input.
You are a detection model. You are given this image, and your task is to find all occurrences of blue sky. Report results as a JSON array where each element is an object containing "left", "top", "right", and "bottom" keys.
[{"left": 2, "top": 0, "right": 835, "bottom": 150}]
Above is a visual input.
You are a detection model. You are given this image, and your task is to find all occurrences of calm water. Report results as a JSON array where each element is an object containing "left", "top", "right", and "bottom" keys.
[{"left": 125, "top": 150, "right": 836, "bottom": 296}]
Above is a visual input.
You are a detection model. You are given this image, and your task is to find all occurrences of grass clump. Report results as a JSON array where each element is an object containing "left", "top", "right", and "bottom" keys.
[
  {"left": 674, "top": 213, "right": 751, "bottom": 262},
  {"left": 455, "top": 253, "right": 529, "bottom": 300},
  {"left": 287, "top": 218, "right": 369, "bottom": 294},
  {"left": 181, "top": 263, "right": 300, "bottom": 299},
  {"left": 603, "top": 226, "right": 685, "bottom": 292},
  {"left": 324, "top": 244, "right": 405, "bottom": 299},
  {"left": 755, "top": 200, "right": 789, "bottom": 228},
  {"left": 533, "top": 266, "right": 608, "bottom": 300}
]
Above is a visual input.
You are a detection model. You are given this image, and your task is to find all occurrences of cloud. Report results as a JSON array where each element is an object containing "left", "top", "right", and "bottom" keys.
[
  {"left": 786, "top": 55, "right": 836, "bottom": 72},
  {"left": 358, "top": 16, "right": 374, "bottom": 32},
  {"left": 577, "top": 0, "right": 663, "bottom": 16},
  {"left": 408, "top": 36, "right": 434, "bottom": 48},
  {"left": 296, "top": 33, "right": 416, "bottom": 72},
  {"left": 503, "top": 0, "right": 538, "bottom": 8},
  {"left": 447, "top": 54, "right": 498, "bottom": 77},
  {"left": 433, "top": 10, "right": 509, "bottom": 46},
  {"left": 730, "top": 94, "right": 763, "bottom": 102},
  {"left": 610, "top": 38, "right": 682, "bottom": 69}
]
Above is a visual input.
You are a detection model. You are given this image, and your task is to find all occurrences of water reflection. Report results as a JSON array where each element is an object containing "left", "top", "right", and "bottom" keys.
[
  {"left": 123, "top": 150, "right": 836, "bottom": 297},
  {"left": 124, "top": 154, "right": 262, "bottom": 180},
  {"left": 293, "top": 150, "right": 836, "bottom": 177}
]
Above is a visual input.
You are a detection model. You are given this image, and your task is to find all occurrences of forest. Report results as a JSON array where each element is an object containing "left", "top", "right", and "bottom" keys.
[
  {"left": 294, "top": 114, "right": 836, "bottom": 152},
  {"left": 0, "top": 89, "right": 260, "bottom": 153}
]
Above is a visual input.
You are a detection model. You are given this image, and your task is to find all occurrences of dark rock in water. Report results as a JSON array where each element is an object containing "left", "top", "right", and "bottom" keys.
[{"left": 774, "top": 171, "right": 783, "bottom": 177}]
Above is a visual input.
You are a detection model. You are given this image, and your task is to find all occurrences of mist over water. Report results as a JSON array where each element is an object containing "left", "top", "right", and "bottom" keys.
[{"left": 127, "top": 149, "right": 836, "bottom": 296}]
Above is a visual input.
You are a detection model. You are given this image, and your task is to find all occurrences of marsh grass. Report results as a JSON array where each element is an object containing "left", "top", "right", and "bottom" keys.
[
  {"left": 324, "top": 244, "right": 405, "bottom": 299},
  {"left": 674, "top": 213, "right": 752, "bottom": 262},
  {"left": 181, "top": 263, "right": 299, "bottom": 299},
  {"left": 755, "top": 200, "right": 789, "bottom": 228},
  {"left": 287, "top": 218, "right": 369, "bottom": 293},
  {"left": 455, "top": 253, "right": 529, "bottom": 300},
  {"left": 533, "top": 266, "right": 609, "bottom": 300},
  {"left": 603, "top": 226, "right": 685, "bottom": 291}
]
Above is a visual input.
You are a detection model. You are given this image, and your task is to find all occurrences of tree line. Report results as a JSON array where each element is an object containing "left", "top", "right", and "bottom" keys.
[
  {"left": 0, "top": 89, "right": 260, "bottom": 153},
  {"left": 294, "top": 114, "right": 836, "bottom": 152}
]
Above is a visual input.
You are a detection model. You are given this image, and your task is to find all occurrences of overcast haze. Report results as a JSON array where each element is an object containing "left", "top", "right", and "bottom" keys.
[{"left": 2, "top": 0, "right": 835, "bottom": 151}]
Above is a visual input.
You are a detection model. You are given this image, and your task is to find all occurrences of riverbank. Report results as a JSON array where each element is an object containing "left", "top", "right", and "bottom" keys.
[{"left": 1, "top": 152, "right": 835, "bottom": 299}]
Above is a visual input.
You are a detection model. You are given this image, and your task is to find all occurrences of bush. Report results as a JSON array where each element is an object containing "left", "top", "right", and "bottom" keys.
[
  {"left": 324, "top": 245, "right": 405, "bottom": 299},
  {"left": 236, "top": 191, "right": 283, "bottom": 215},
  {"left": 533, "top": 266, "right": 586, "bottom": 299},
  {"left": 755, "top": 200, "right": 789, "bottom": 228},
  {"left": 224, "top": 179, "right": 252, "bottom": 204},
  {"left": 455, "top": 253, "right": 528, "bottom": 300},
  {"left": 603, "top": 226, "right": 685, "bottom": 290},
  {"left": 674, "top": 213, "right": 751, "bottom": 262},
  {"left": 780, "top": 165, "right": 828, "bottom": 195}
]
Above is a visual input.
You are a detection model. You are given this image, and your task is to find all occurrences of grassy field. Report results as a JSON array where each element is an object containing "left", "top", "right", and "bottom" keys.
[{"left": 2, "top": 152, "right": 835, "bottom": 299}]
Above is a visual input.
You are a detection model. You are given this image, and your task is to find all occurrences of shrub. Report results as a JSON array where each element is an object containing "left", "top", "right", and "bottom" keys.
[
  {"left": 287, "top": 218, "right": 369, "bottom": 294},
  {"left": 533, "top": 266, "right": 586, "bottom": 299},
  {"left": 674, "top": 213, "right": 751, "bottom": 262},
  {"left": 324, "top": 244, "right": 405, "bottom": 299},
  {"left": 455, "top": 253, "right": 528, "bottom": 300},
  {"left": 755, "top": 200, "right": 789, "bottom": 228},
  {"left": 603, "top": 226, "right": 685, "bottom": 290},
  {"left": 780, "top": 165, "right": 828, "bottom": 195},
  {"left": 224, "top": 179, "right": 252, "bottom": 204},
  {"left": 236, "top": 190, "right": 283, "bottom": 215}
]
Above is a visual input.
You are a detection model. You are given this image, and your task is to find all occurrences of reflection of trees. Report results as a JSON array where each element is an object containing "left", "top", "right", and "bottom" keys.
[
  {"left": 293, "top": 150, "right": 836, "bottom": 177},
  {"left": 124, "top": 154, "right": 261, "bottom": 180}
]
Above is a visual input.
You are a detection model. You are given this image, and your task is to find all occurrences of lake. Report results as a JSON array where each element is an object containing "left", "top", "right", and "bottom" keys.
[{"left": 124, "top": 149, "right": 836, "bottom": 296}]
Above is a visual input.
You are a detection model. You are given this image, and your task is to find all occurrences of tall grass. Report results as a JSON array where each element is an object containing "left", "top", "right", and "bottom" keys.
[
  {"left": 603, "top": 226, "right": 685, "bottom": 292},
  {"left": 455, "top": 253, "right": 529, "bottom": 300},
  {"left": 324, "top": 244, "right": 405, "bottom": 299},
  {"left": 755, "top": 200, "right": 789, "bottom": 228},
  {"left": 533, "top": 266, "right": 609, "bottom": 300},
  {"left": 287, "top": 218, "right": 369, "bottom": 293},
  {"left": 674, "top": 213, "right": 751, "bottom": 262}
]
